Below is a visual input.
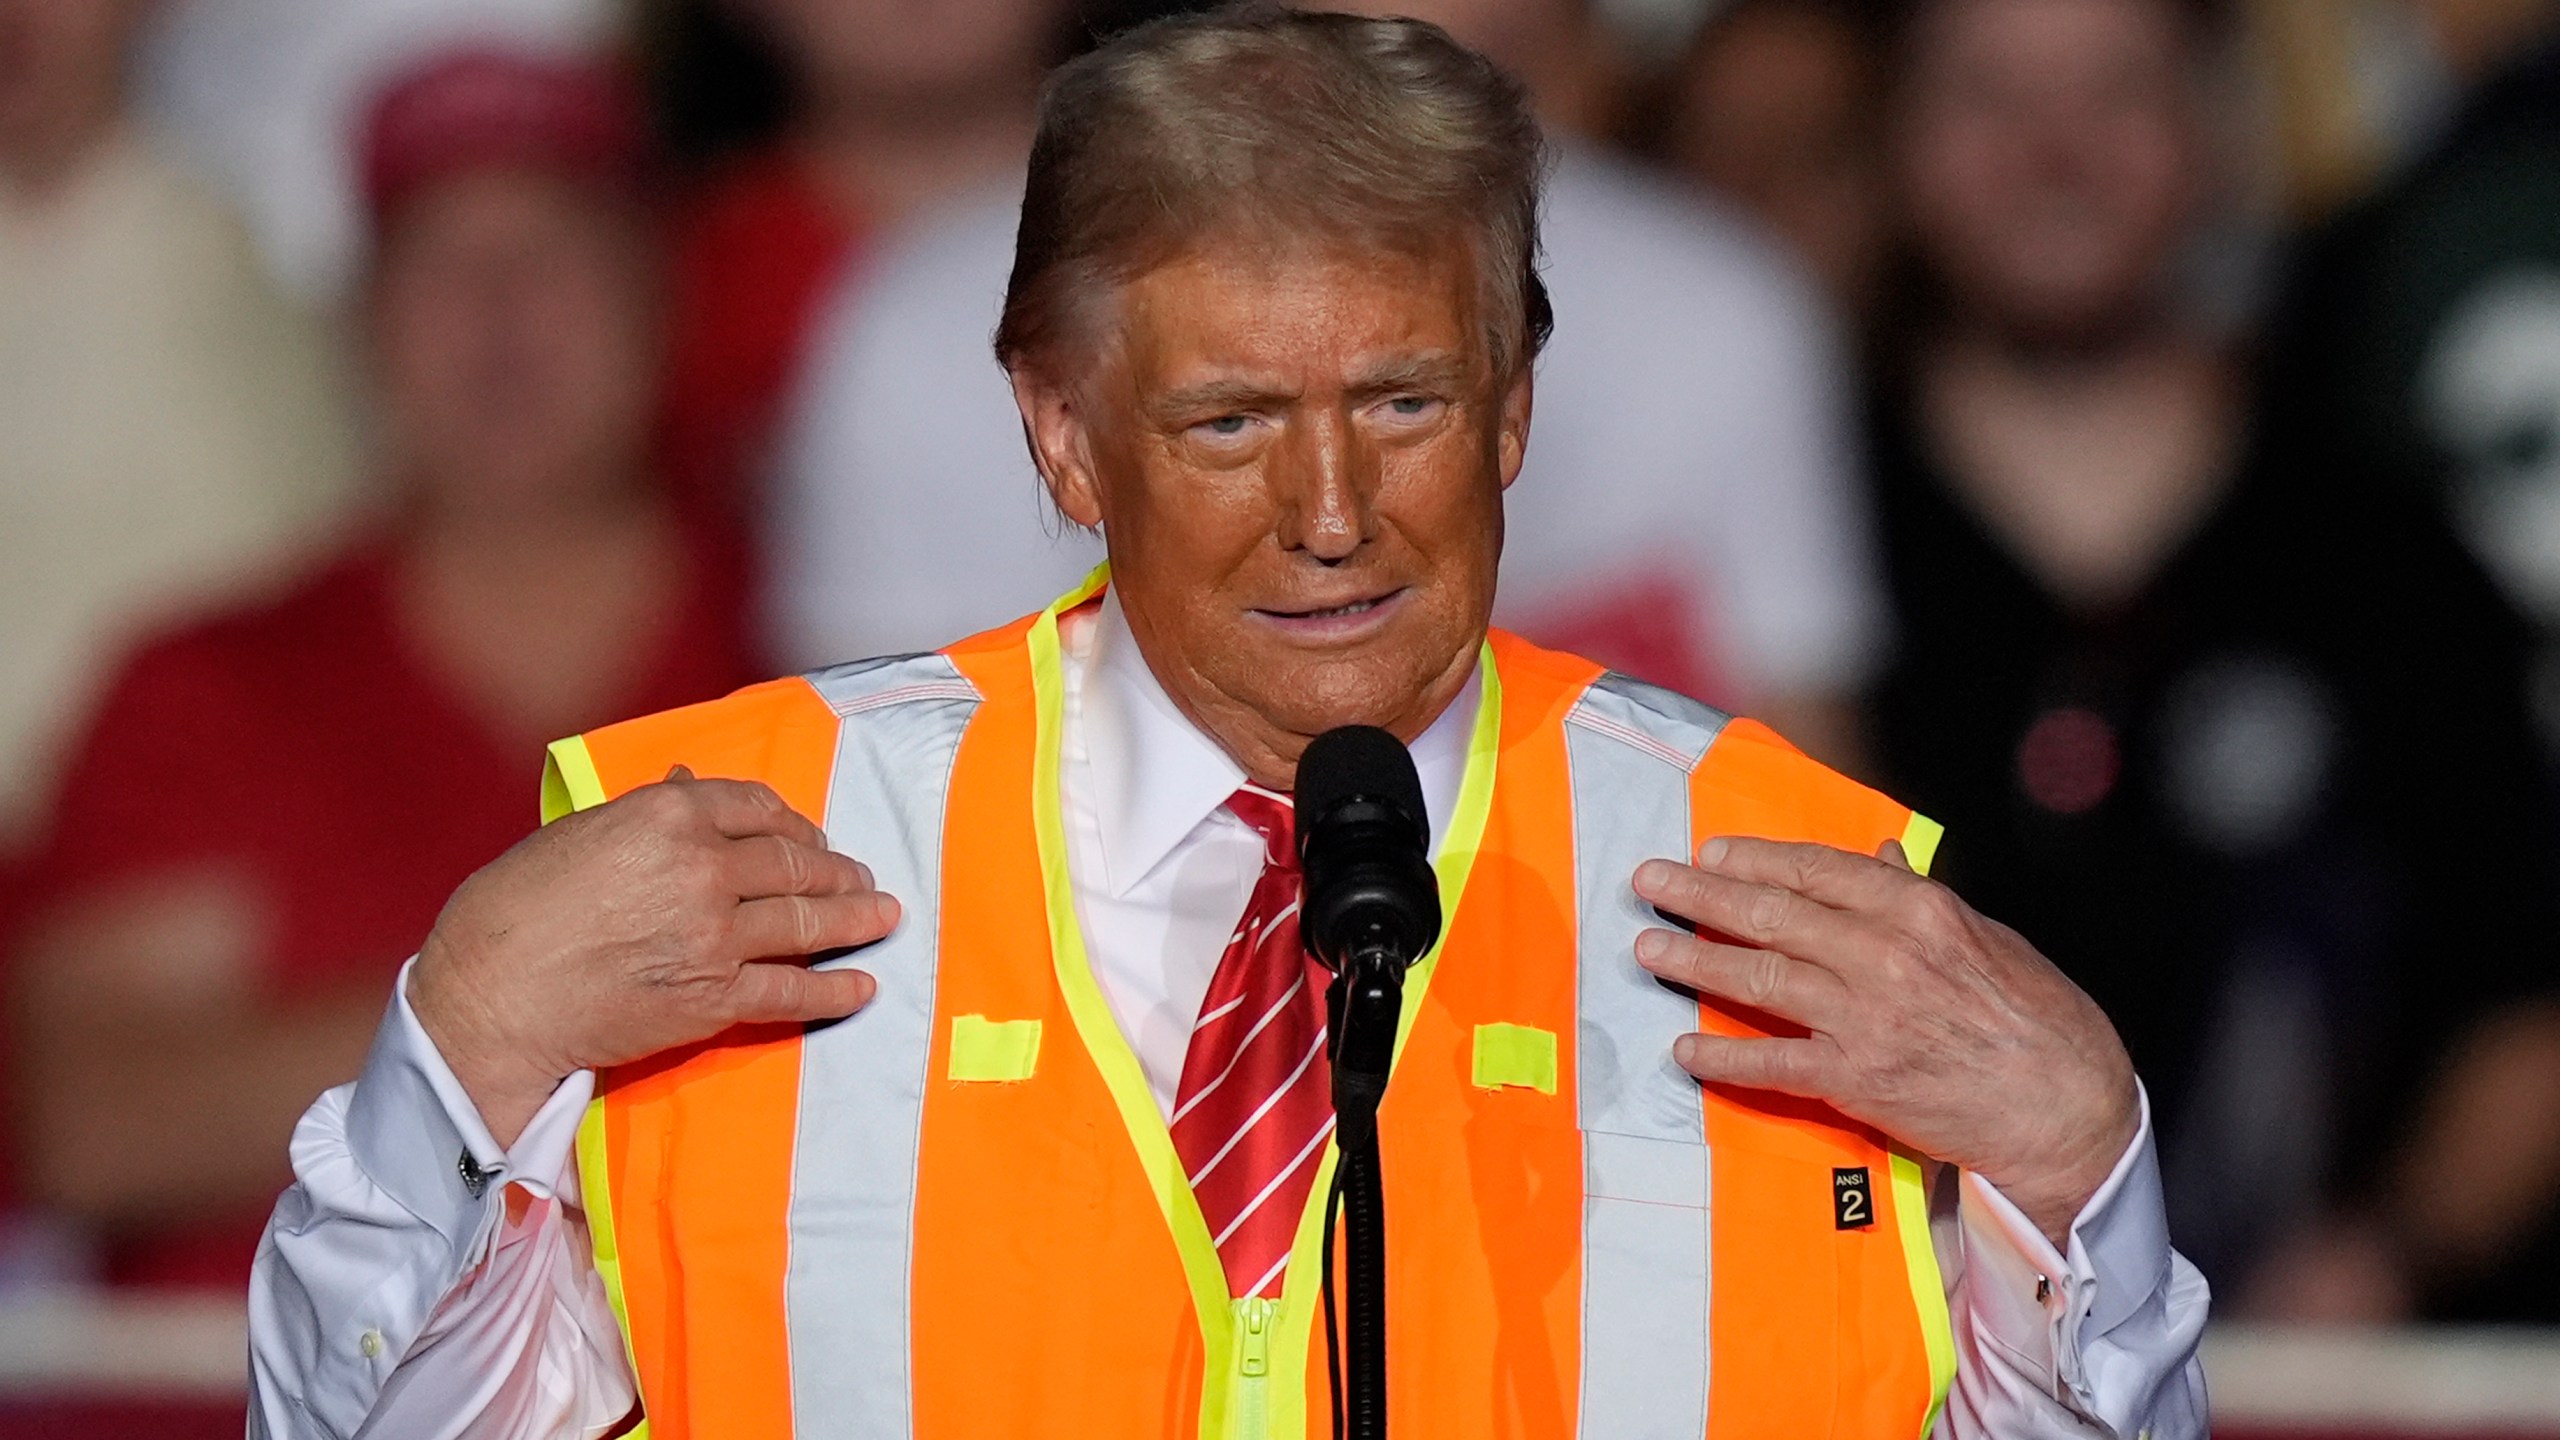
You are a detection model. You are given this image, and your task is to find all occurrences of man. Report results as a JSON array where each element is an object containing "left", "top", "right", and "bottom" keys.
[
  {"left": 771, "top": 0, "right": 1883, "bottom": 766},
  {"left": 1861, "top": 0, "right": 2560, "bottom": 1319},
  {"left": 250, "top": 11, "right": 2208, "bottom": 1436}
]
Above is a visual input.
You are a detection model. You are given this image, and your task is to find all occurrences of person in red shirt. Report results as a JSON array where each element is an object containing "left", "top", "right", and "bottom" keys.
[
  {"left": 4, "top": 45, "right": 761, "bottom": 1290},
  {"left": 653, "top": 0, "right": 1073, "bottom": 520}
]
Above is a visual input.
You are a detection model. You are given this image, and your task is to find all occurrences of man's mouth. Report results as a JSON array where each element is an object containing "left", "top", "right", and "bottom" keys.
[
  {"left": 1290, "top": 598, "right": 1385, "bottom": 620},
  {"left": 1250, "top": 587, "right": 1411, "bottom": 633}
]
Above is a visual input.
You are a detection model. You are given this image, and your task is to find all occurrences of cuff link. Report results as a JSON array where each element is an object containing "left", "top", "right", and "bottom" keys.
[{"left": 458, "top": 1149, "right": 494, "bottom": 1199}]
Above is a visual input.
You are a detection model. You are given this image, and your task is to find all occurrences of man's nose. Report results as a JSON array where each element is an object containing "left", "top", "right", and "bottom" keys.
[{"left": 1274, "top": 410, "right": 1374, "bottom": 564}]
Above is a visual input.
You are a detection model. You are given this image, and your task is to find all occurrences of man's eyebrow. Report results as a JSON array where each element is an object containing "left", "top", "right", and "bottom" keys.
[
  {"left": 1146, "top": 353, "right": 1469, "bottom": 420},
  {"left": 1346, "top": 352, "right": 1469, "bottom": 397},
  {"left": 1147, "top": 379, "right": 1295, "bottom": 419}
]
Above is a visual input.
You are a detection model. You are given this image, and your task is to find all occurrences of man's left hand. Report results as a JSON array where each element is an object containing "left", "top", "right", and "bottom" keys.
[{"left": 1631, "top": 836, "right": 2137, "bottom": 1249}]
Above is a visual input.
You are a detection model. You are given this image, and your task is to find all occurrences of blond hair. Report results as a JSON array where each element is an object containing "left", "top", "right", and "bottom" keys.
[{"left": 995, "top": 5, "right": 1553, "bottom": 383}]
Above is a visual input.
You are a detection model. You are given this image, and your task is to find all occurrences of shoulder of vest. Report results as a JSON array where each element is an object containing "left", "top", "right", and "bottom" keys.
[
  {"left": 801, "top": 651, "right": 987, "bottom": 718},
  {"left": 552, "top": 658, "right": 990, "bottom": 818},
  {"left": 1559, "top": 668, "right": 1735, "bottom": 774},
  {"left": 576, "top": 653, "right": 990, "bottom": 757}
]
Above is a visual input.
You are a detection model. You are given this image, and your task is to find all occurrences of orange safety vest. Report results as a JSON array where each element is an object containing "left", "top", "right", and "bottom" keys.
[{"left": 543, "top": 572, "right": 1956, "bottom": 1440}]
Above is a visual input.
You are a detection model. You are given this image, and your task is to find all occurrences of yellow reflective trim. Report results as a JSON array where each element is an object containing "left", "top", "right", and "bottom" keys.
[
  {"left": 560, "top": 734, "right": 641, "bottom": 1436},
  {"left": 1025, "top": 567, "right": 1503, "bottom": 1440},
  {"left": 542, "top": 734, "right": 609, "bottom": 824},
  {"left": 1262, "top": 1141, "right": 1339, "bottom": 1440},
  {"left": 1471, "top": 1023, "right": 1559, "bottom": 1094},
  {"left": 575, "top": 1097, "right": 647, "bottom": 1436},
  {"left": 1899, "top": 811, "right": 1944, "bottom": 877},
  {"left": 1390, "top": 645, "right": 1500, "bottom": 1068},
  {"left": 1889, "top": 1149, "right": 1958, "bottom": 1435},
  {"left": 1024, "top": 569, "right": 1239, "bottom": 1439},
  {"left": 946, "top": 1015, "right": 1042, "bottom": 1082},
  {"left": 1893, "top": 812, "right": 1955, "bottom": 1432}
]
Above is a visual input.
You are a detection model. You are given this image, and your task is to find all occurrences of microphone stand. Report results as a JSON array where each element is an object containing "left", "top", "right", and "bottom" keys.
[
  {"left": 1294, "top": 724, "right": 1440, "bottom": 1440},
  {"left": 1325, "top": 943, "right": 1405, "bottom": 1440}
]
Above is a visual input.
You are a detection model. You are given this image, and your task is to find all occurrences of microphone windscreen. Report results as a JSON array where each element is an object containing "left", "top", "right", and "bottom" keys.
[
  {"left": 1295, "top": 726, "right": 1426, "bottom": 842},
  {"left": 1295, "top": 724, "right": 1440, "bottom": 970}
]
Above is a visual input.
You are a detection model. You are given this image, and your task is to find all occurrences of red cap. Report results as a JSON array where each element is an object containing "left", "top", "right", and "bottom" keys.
[{"left": 359, "top": 46, "right": 648, "bottom": 229}]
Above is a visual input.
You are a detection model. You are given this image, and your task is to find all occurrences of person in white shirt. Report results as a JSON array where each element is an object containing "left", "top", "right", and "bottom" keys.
[
  {"left": 250, "top": 10, "right": 2207, "bottom": 1436},
  {"left": 770, "top": 6, "right": 1884, "bottom": 767}
]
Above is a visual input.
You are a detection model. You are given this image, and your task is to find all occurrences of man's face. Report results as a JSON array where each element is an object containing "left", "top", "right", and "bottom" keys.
[
  {"left": 1021, "top": 236, "right": 1529, "bottom": 785},
  {"left": 1895, "top": 0, "right": 2200, "bottom": 343},
  {"left": 370, "top": 169, "right": 660, "bottom": 516}
]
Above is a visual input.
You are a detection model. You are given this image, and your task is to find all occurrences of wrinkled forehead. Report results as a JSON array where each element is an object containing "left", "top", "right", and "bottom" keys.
[
  {"left": 1065, "top": 219, "right": 1505, "bottom": 392},
  {"left": 1106, "top": 237, "right": 1486, "bottom": 389}
]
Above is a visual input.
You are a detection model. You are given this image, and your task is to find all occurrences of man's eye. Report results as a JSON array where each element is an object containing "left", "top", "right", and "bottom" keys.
[
  {"left": 1201, "top": 415, "right": 1249, "bottom": 437},
  {"left": 1387, "top": 396, "right": 1436, "bottom": 417}
]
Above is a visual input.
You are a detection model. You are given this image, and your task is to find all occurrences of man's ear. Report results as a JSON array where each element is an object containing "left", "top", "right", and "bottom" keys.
[
  {"left": 1013, "top": 369, "right": 1105, "bottom": 529},
  {"left": 1496, "top": 366, "right": 1534, "bottom": 492}
]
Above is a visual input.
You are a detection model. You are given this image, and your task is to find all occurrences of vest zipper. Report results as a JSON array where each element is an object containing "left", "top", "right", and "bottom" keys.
[{"left": 1232, "top": 1295, "right": 1275, "bottom": 1439}]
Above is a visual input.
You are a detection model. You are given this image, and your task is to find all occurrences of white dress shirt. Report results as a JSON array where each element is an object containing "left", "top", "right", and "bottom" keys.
[{"left": 249, "top": 601, "right": 2210, "bottom": 1438}]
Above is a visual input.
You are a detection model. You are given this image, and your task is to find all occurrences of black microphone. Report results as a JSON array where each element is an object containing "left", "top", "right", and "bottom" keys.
[
  {"left": 1296, "top": 725, "right": 1441, "bottom": 1143},
  {"left": 1297, "top": 725, "right": 1441, "bottom": 974}
]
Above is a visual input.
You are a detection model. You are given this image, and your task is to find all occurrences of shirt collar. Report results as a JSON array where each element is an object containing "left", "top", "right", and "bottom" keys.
[{"left": 1082, "top": 592, "right": 1479, "bottom": 898}]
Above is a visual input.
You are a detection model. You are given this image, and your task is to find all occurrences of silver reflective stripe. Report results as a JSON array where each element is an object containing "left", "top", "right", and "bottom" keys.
[
  {"left": 786, "top": 655, "right": 981, "bottom": 1439},
  {"left": 1568, "top": 672, "right": 1728, "bottom": 1438},
  {"left": 1585, "top": 1130, "right": 1709, "bottom": 1208}
]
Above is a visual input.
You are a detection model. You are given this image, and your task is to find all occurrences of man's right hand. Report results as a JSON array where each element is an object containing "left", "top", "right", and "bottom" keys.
[{"left": 410, "top": 771, "right": 899, "bottom": 1145}]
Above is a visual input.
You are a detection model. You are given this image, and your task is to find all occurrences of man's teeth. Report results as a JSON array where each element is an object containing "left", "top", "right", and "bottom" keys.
[{"left": 1305, "top": 600, "right": 1378, "bottom": 619}]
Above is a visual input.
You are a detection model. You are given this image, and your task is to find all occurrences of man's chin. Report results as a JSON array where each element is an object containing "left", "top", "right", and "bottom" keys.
[{"left": 1223, "top": 648, "right": 1473, "bottom": 748}]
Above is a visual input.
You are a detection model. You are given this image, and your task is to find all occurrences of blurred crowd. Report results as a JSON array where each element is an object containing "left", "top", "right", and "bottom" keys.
[{"left": 2, "top": 0, "right": 2558, "bottom": 1330}]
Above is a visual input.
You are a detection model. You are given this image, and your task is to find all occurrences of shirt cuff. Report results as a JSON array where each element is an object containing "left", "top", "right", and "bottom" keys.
[
  {"left": 341, "top": 958, "right": 594, "bottom": 1252},
  {"left": 1958, "top": 1084, "right": 2174, "bottom": 1403}
]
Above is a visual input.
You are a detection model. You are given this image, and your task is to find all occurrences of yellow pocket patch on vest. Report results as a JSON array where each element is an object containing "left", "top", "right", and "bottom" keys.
[
  {"left": 1471, "top": 1023, "right": 1558, "bottom": 1095},
  {"left": 948, "top": 1016, "right": 1042, "bottom": 1082}
]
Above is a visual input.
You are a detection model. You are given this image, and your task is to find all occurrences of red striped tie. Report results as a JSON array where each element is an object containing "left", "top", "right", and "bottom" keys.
[{"left": 1171, "top": 786, "right": 1335, "bottom": 1299}]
